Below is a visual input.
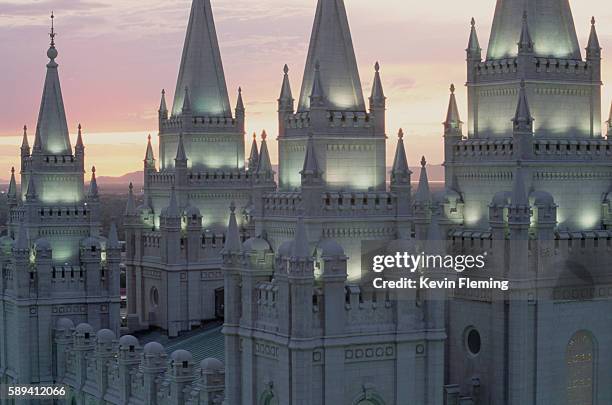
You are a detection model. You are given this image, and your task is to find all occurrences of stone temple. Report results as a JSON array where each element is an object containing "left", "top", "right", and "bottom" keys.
[{"left": 1, "top": 0, "right": 611, "bottom": 404}]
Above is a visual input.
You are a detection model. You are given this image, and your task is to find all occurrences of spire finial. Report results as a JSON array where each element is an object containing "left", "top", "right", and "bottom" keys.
[
  {"left": 375, "top": 61, "right": 380, "bottom": 72},
  {"left": 50, "top": 12, "right": 56, "bottom": 47},
  {"left": 148, "top": 134, "right": 151, "bottom": 142},
  {"left": 283, "top": 64, "right": 289, "bottom": 74},
  {"left": 238, "top": 86, "right": 242, "bottom": 94},
  {"left": 261, "top": 130, "right": 267, "bottom": 141},
  {"left": 162, "top": 88, "right": 165, "bottom": 95},
  {"left": 253, "top": 132, "right": 257, "bottom": 140},
  {"left": 78, "top": 123, "right": 82, "bottom": 133},
  {"left": 23, "top": 125, "right": 27, "bottom": 134},
  {"left": 450, "top": 84, "right": 455, "bottom": 94},
  {"left": 471, "top": 17, "right": 476, "bottom": 27},
  {"left": 591, "top": 16, "right": 596, "bottom": 26},
  {"left": 11, "top": 166, "right": 15, "bottom": 175},
  {"left": 129, "top": 182, "right": 133, "bottom": 192},
  {"left": 92, "top": 166, "right": 96, "bottom": 174},
  {"left": 421, "top": 156, "right": 427, "bottom": 167},
  {"left": 398, "top": 128, "right": 404, "bottom": 139}
]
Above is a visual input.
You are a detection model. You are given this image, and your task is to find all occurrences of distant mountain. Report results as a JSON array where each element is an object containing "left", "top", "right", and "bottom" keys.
[{"left": 97, "top": 171, "right": 144, "bottom": 188}]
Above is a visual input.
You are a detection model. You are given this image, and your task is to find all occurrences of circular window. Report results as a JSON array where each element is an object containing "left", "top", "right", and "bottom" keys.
[
  {"left": 150, "top": 287, "right": 159, "bottom": 307},
  {"left": 466, "top": 328, "right": 481, "bottom": 356}
]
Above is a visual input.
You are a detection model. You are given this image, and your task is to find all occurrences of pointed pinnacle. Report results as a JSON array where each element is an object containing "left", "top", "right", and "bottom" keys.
[
  {"left": 591, "top": 16, "right": 596, "bottom": 26},
  {"left": 398, "top": 128, "right": 404, "bottom": 139},
  {"left": 471, "top": 17, "right": 476, "bottom": 27},
  {"left": 421, "top": 156, "right": 427, "bottom": 167},
  {"left": 375, "top": 61, "right": 380, "bottom": 72},
  {"left": 283, "top": 64, "right": 289, "bottom": 74},
  {"left": 261, "top": 130, "right": 267, "bottom": 141},
  {"left": 450, "top": 84, "right": 455, "bottom": 94}
]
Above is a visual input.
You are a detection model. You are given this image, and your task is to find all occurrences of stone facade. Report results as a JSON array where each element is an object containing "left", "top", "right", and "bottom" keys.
[{"left": 0, "top": 19, "right": 121, "bottom": 391}]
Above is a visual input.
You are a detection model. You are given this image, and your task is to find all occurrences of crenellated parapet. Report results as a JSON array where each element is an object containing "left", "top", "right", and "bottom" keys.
[{"left": 54, "top": 321, "right": 225, "bottom": 405}]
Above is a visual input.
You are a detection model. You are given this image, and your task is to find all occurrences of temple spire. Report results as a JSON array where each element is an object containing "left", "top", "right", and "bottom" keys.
[
  {"left": 21, "top": 125, "right": 30, "bottom": 156},
  {"left": 309, "top": 61, "right": 326, "bottom": 107},
  {"left": 144, "top": 134, "right": 155, "bottom": 167},
  {"left": 301, "top": 135, "right": 323, "bottom": 178},
  {"left": 517, "top": 11, "right": 534, "bottom": 54},
  {"left": 487, "top": 0, "right": 581, "bottom": 60},
  {"left": 586, "top": 17, "right": 601, "bottom": 59},
  {"left": 88, "top": 166, "right": 99, "bottom": 199},
  {"left": 35, "top": 12, "right": 72, "bottom": 155},
  {"left": 414, "top": 156, "right": 431, "bottom": 204},
  {"left": 25, "top": 175, "right": 38, "bottom": 201},
  {"left": 513, "top": 80, "right": 534, "bottom": 132},
  {"left": 159, "top": 89, "right": 168, "bottom": 117},
  {"left": 172, "top": 0, "right": 231, "bottom": 117},
  {"left": 291, "top": 216, "right": 311, "bottom": 259},
  {"left": 444, "top": 84, "right": 463, "bottom": 134},
  {"left": 369, "top": 62, "right": 385, "bottom": 108},
  {"left": 248, "top": 133, "right": 259, "bottom": 171},
  {"left": 223, "top": 202, "right": 242, "bottom": 254},
  {"left": 75, "top": 123, "right": 84, "bottom": 154},
  {"left": 235, "top": 87, "right": 245, "bottom": 112},
  {"left": 255, "top": 131, "right": 273, "bottom": 176},
  {"left": 279, "top": 64, "right": 294, "bottom": 106},
  {"left": 125, "top": 183, "right": 137, "bottom": 216},
  {"left": 467, "top": 18, "right": 482, "bottom": 58},
  {"left": 175, "top": 134, "right": 188, "bottom": 165},
  {"left": 7, "top": 167, "right": 17, "bottom": 200},
  {"left": 391, "top": 129, "right": 410, "bottom": 177},
  {"left": 181, "top": 87, "right": 192, "bottom": 114},
  {"left": 298, "top": 0, "right": 365, "bottom": 112}
]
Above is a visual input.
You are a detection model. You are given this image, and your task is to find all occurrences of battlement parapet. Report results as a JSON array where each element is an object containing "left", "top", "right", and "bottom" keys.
[
  {"left": 56, "top": 325, "right": 225, "bottom": 405},
  {"left": 161, "top": 115, "right": 238, "bottom": 132}
]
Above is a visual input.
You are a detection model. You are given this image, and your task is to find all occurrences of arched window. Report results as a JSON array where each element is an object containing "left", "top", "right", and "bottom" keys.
[{"left": 566, "top": 330, "right": 595, "bottom": 405}]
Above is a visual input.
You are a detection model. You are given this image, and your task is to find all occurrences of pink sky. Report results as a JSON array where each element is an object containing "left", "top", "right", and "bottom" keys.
[{"left": 0, "top": 0, "right": 611, "bottom": 178}]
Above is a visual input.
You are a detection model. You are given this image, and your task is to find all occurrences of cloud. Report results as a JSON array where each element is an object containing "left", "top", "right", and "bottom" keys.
[{"left": 0, "top": 0, "right": 109, "bottom": 15}]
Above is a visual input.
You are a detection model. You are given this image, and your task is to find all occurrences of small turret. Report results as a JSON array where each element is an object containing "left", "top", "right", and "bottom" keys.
[
  {"left": 21, "top": 125, "right": 30, "bottom": 157},
  {"left": 25, "top": 174, "right": 38, "bottom": 202},
  {"left": 301, "top": 135, "right": 323, "bottom": 184},
  {"left": 309, "top": 61, "right": 326, "bottom": 108},
  {"left": 235, "top": 87, "right": 245, "bottom": 132},
  {"left": 181, "top": 86, "right": 192, "bottom": 115},
  {"left": 223, "top": 202, "right": 242, "bottom": 255},
  {"left": 75, "top": 124, "right": 84, "bottom": 156},
  {"left": 414, "top": 157, "right": 431, "bottom": 206},
  {"left": 255, "top": 131, "right": 274, "bottom": 181},
  {"left": 159, "top": 89, "right": 168, "bottom": 121},
  {"left": 7, "top": 167, "right": 17, "bottom": 203},
  {"left": 278, "top": 64, "right": 294, "bottom": 135},
  {"left": 391, "top": 129, "right": 412, "bottom": 221},
  {"left": 517, "top": 11, "right": 534, "bottom": 55},
  {"left": 413, "top": 157, "right": 431, "bottom": 239},
  {"left": 88, "top": 166, "right": 99, "bottom": 200},
  {"left": 369, "top": 62, "right": 386, "bottom": 133},
  {"left": 512, "top": 80, "right": 534, "bottom": 159},
  {"left": 125, "top": 183, "right": 137, "bottom": 217},
  {"left": 391, "top": 129, "right": 411, "bottom": 184},
  {"left": 247, "top": 133, "right": 259, "bottom": 172},
  {"left": 466, "top": 18, "right": 481, "bottom": 60},
  {"left": 444, "top": 84, "right": 463, "bottom": 136},
  {"left": 144, "top": 134, "right": 155, "bottom": 170},
  {"left": 586, "top": 17, "right": 601, "bottom": 60},
  {"left": 279, "top": 64, "right": 294, "bottom": 112},
  {"left": 175, "top": 134, "right": 188, "bottom": 168},
  {"left": 369, "top": 61, "right": 385, "bottom": 108}
]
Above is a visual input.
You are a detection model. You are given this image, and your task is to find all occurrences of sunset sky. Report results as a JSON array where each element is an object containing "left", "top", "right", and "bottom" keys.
[{"left": 0, "top": 0, "right": 611, "bottom": 179}]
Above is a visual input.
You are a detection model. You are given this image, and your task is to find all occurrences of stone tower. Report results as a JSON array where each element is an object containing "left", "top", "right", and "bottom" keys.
[
  {"left": 124, "top": 0, "right": 254, "bottom": 337},
  {"left": 443, "top": 1, "right": 612, "bottom": 404},
  {"left": 0, "top": 15, "right": 120, "bottom": 388}
]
